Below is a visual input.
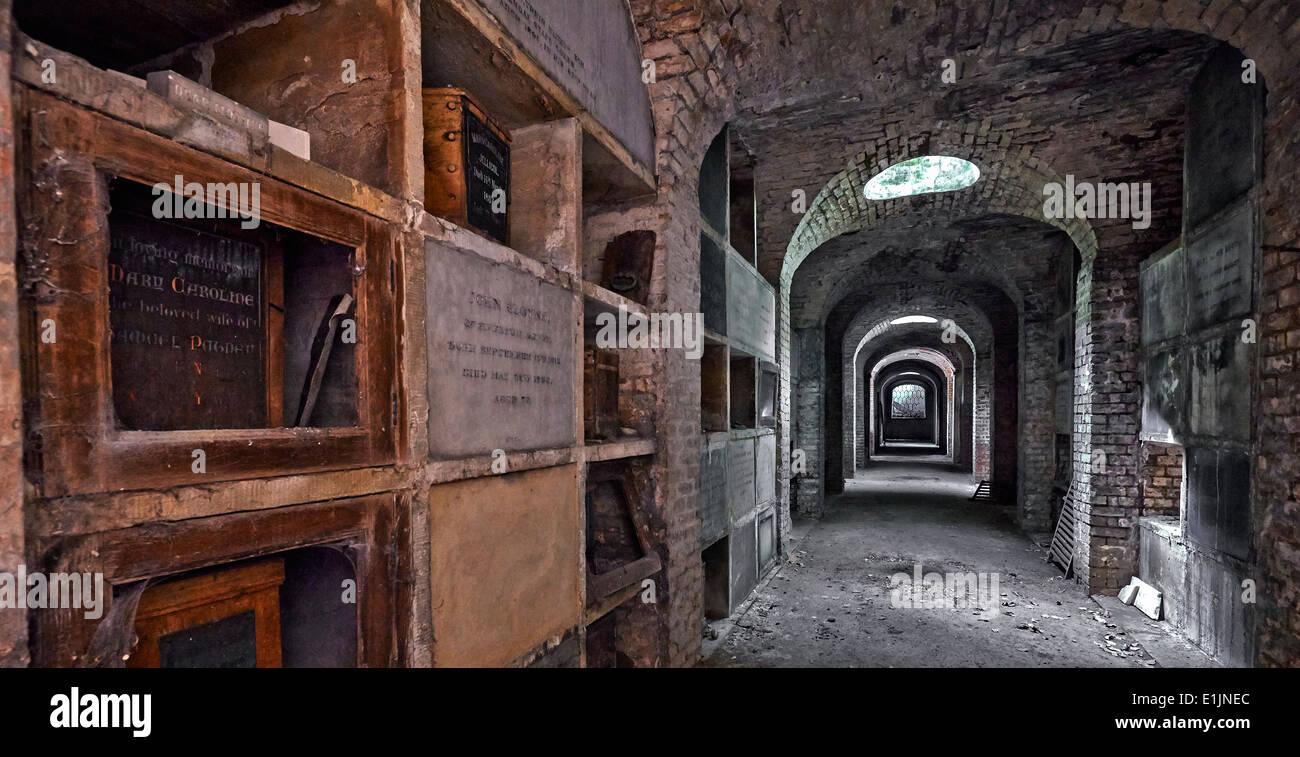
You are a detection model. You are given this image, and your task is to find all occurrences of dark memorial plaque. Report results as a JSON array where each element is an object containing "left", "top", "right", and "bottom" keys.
[
  {"left": 1140, "top": 246, "right": 1186, "bottom": 346},
  {"left": 478, "top": 0, "right": 655, "bottom": 171},
  {"left": 699, "top": 440, "right": 728, "bottom": 547},
  {"left": 758, "top": 511, "right": 775, "bottom": 571},
  {"left": 1185, "top": 44, "right": 1263, "bottom": 229},
  {"left": 464, "top": 107, "right": 510, "bottom": 244},
  {"left": 1141, "top": 349, "right": 1184, "bottom": 443},
  {"left": 700, "top": 232, "right": 727, "bottom": 335},
  {"left": 728, "top": 437, "right": 756, "bottom": 524},
  {"left": 158, "top": 610, "right": 257, "bottom": 668},
  {"left": 1055, "top": 372, "right": 1072, "bottom": 435},
  {"left": 1189, "top": 332, "right": 1253, "bottom": 442},
  {"left": 729, "top": 518, "right": 757, "bottom": 612},
  {"left": 756, "top": 433, "right": 776, "bottom": 506},
  {"left": 1185, "top": 200, "right": 1255, "bottom": 332},
  {"left": 727, "top": 253, "right": 776, "bottom": 361},
  {"left": 108, "top": 206, "right": 265, "bottom": 430},
  {"left": 1186, "top": 447, "right": 1251, "bottom": 560}
]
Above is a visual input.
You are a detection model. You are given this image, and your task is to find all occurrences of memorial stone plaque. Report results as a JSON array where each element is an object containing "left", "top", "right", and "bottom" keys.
[
  {"left": 477, "top": 0, "right": 655, "bottom": 170},
  {"left": 425, "top": 242, "right": 575, "bottom": 457},
  {"left": 699, "top": 132, "right": 729, "bottom": 235},
  {"left": 699, "top": 441, "right": 728, "bottom": 548},
  {"left": 756, "top": 433, "right": 776, "bottom": 506},
  {"left": 729, "top": 518, "right": 757, "bottom": 613},
  {"left": 1141, "top": 349, "right": 1184, "bottom": 443},
  {"left": 1186, "top": 447, "right": 1251, "bottom": 560},
  {"left": 1140, "top": 246, "right": 1186, "bottom": 346},
  {"left": 1185, "top": 44, "right": 1262, "bottom": 229},
  {"left": 1185, "top": 201, "right": 1255, "bottom": 332},
  {"left": 108, "top": 205, "right": 266, "bottom": 430},
  {"left": 146, "top": 70, "right": 270, "bottom": 141},
  {"left": 1189, "top": 333, "right": 1252, "bottom": 442},
  {"left": 700, "top": 233, "right": 727, "bottom": 335},
  {"left": 727, "top": 253, "right": 777, "bottom": 361},
  {"left": 728, "top": 437, "right": 756, "bottom": 524}
]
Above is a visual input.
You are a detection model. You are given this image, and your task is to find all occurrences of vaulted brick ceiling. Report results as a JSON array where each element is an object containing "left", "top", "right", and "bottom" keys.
[
  {"left": 637, "top": 1, "right": 1231, "bottom": 296},
  {"left": 791, "top": 211, "right": 1066, "bottom": 329},
  {"left": 744, "top": 21, "right": 1217, "bottom": 292}
]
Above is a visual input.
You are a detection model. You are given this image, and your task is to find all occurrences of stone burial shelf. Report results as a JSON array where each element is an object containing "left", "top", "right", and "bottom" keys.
[
  {"left": 414, "top": 0, "right": 660, "bottom": 667},
  {"left": 695, "top": 124, "right": 780, "bottom": 620},
  {"left": 6, "top": 0, "right": 670, "bottom": 670}
]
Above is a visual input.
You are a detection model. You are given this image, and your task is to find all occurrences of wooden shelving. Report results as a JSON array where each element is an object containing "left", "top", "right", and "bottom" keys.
[
  {"left": 422, "top": 0, "right": 655, "bottom": 204},
  {"left": 9, "top": 0, "right": 665, "bottom": 670},
  {"left": 581, "top": 280, "right": 650, "bottom": 317},
  {"left": 584, "top": 437, "right": 656, "bottom": 463}
]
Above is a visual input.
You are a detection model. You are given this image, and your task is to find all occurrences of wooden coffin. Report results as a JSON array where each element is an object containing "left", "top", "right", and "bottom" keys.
[{"left": 422, "top": 87, "right": 512, "bottom": 244}]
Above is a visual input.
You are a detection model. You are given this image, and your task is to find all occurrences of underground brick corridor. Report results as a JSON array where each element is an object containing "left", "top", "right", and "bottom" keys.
[
  {"left": 704, "top": 462, "right": 1215, "bottom": 668},
  {"left": 1, "top": 0, "right": 1299, "bottom": 687}
]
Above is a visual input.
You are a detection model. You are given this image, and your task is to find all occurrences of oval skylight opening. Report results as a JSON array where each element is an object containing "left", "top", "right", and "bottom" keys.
[
  {"left": 864, "top": 156, "right": 980, "bottom": 200},
  {"left": 891, "top": 315, "right": 939, "bottom": 325}
]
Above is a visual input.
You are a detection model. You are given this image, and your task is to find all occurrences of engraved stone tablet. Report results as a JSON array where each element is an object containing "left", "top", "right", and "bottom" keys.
[
  {"left": 756, "top": 433, "right": 776, "bottom": 505},
  {"left": 425, "top": 242, "right": 575, "bottom": 457},
  {"left": 477, "top": 0, "right": 654, "bottom": 170},
  {"left": 1141, "top": 348, "right": 1184, "bottom": 443},
  {"left": 1055, "top": 372, "right": 1072, "bottom": 435},
  {"left": 758, "top": 511, "right": 775, "bottom": 571},
  {"left": 728, "top": 437, "right": 756, "bottom": 524},
  {"left": 727, "top": 253, "right": 776, "bottom": 361},
  {"left": 1185, "top": 45, "right": 1262, "bottom": 229},
  {"left": 1140, "top": 245, "right": 1186, "bottom": 346},
  {"left": 1185, "top": 200, "right": 1254, "bottom": 331},
  {"left": 699, "top": 439, "right": 728, "bottom": 548},
  {"left": 729, "top": 518, "right": 757, "bottom": 613},
  {"left": 1186, "top": 447, "right": 1251, "bottom": 560},
  {"left": 1188, "top": 332, "right": 1252, "bottom": 442},
  {"left": 147, "top": 70, "right": 270, "bottom": 141},
  {"left": 700, "top": 233, "right": 727, "bottom": 335}
]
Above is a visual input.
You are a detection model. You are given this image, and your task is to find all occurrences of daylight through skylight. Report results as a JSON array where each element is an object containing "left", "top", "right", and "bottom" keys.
[{"left": 864, "top": 156, "right": 980, "bottom": 200}]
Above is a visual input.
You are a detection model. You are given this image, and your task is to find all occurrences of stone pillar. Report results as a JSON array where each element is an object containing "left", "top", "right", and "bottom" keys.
[{"left": 792, "top": 327, "right": 824, "bottom": 517}]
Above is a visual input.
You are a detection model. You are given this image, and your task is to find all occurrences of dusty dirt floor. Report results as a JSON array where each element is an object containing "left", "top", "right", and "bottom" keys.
[{"left": 701, "top": 461, "right": 1217, "bottom": 668}]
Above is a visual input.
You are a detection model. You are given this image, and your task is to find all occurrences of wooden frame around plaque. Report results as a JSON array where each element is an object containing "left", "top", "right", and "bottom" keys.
[
  {"left": 28, "top": 493, "right": 396, "bottom": 668},
  {"left": 16, "top": 89, "right": 401, "bottom": 497},
  {"left": 129, "top": 559, "right": 285, "bottom": 668}
]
